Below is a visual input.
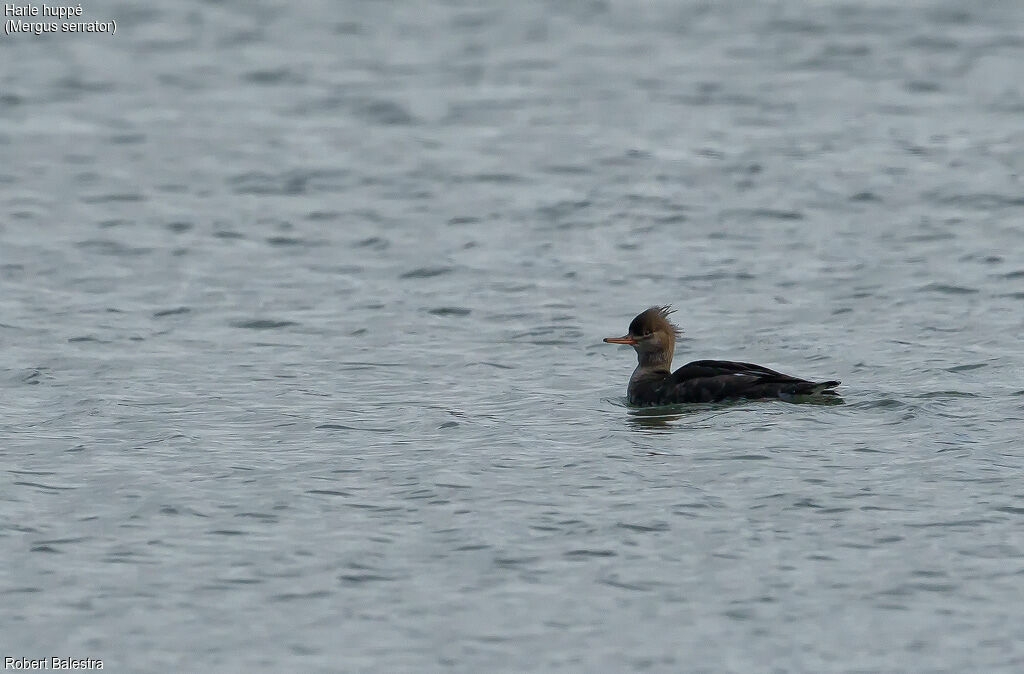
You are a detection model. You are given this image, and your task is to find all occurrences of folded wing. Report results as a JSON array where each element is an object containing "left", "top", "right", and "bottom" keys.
[{"left": 658, "top": 360, "right": 840, "bottom": 403}]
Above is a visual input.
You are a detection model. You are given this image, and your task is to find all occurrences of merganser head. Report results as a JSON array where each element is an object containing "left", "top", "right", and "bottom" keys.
[{"left": 603, "top": 305, "right": 681, "bottom": 368}]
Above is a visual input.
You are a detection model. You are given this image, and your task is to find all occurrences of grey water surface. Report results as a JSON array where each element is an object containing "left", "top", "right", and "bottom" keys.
[{"left": 2, "top": 0, "right": 1024, "bottom": 671}]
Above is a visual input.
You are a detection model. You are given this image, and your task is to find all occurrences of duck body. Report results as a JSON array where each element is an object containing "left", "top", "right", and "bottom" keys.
[
  {"left": 626, "top": 359, "right": 840, "bottom": 405},
  {"left": 605, "top": 306, "right": 840, "bottom": 406}
]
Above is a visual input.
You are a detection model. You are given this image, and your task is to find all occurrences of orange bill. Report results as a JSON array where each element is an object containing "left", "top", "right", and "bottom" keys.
[{"left": 603, "top": 335, "right": 637, "bottom": 345}]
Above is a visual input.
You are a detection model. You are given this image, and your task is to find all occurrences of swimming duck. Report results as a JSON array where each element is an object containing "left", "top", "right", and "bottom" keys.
[{"left": 604, "top": 306, "right": 841, "bottom": 405}]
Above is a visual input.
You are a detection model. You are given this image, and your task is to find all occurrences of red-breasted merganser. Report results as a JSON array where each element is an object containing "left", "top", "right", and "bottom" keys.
[{"left": 604, "top": 306, "right": 841, "bottom": 405}]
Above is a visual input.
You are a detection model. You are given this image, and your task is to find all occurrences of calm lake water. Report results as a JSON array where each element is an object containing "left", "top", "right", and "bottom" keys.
[{"left": 2, "top": 0, "right": 1024, "bottom": 671}]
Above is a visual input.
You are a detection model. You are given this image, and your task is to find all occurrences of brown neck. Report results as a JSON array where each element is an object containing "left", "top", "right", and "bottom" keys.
[{"left": 637, "top": 347, "right": 672, "bottom": 371}]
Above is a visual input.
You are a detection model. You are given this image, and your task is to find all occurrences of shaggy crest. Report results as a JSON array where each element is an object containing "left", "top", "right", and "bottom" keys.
[{"left": 628, "top": 305, "right": 682, "bottom": 338}]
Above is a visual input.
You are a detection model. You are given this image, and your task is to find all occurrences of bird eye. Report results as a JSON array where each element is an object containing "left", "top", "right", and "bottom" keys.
[{"left": 642, "top": 329, "right": 652, "bottom": 336}]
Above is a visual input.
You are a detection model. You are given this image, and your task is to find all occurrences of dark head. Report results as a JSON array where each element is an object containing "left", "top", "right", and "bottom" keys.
[{"left": 603, "top": 305, "right": 681, "bottom": 369}]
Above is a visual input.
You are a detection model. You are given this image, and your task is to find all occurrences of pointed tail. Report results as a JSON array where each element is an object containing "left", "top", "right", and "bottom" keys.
[{"left": 808, "top": 380, "right": 841, "bottom": 395}]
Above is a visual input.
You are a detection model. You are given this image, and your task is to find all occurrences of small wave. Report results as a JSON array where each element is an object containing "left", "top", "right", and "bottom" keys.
[
  {"left": 945, "top": 363, "right": 987, "bottom": 373},
  {"left": 80, "top": 193, "right": 146, "bottom": 204},
  {"left": 67, "top": 336, "right": 107, "bottom": 343},
  {"left": 266, "top": 236, "right": 307, "bottom": 246},
  {"left": 721, "top": 208, "right": 804, "bottom": 221},
  {"left": 915, "top": 390, "right": 977, "bottom": 398},
  {"left": 428, "top": 307, "right": 471, "bottom": 316},
  {"left": 153, "top": 307, "right": 191, "bottom": 318},
  {"left": 352, "top": 99, "right": 416, "bottom": 125},
  {"left": 849, "top": 398, "right": 906, "bottom": 410},
  {"left": 243, "top": 68, "right": 304, "bottom": 85},
  {"left": 917, "top": 283, "right": 978, "bottom": 294},
  {"left": 76, "top": 239, "right": 152, "bottom": 256},
  {"left": 400, "top": 266, "right": 453, "bottom": 279},
  {"left": 230, "top": 319, "right": 298, "bottom": 329},
  {"left": 356, "top": 236, "right": 389, "bottom": 249},
  {"left": 228, "top": 168, "right": 349, "bottom": 195},
  {"left": 617, "top": 521, "right": 670, "bottom": 533},
  {"left": 472, "top": 361, "right": 513, "bottom": 370},
  {"left": 930, "top": 192, "right": 1024, "bottom": 210},
  {"left": 16, "top": 481, "right": 74, "bottom": 492},
  {"left": 339, "top": 573, "right": 395, "bottom": 584},
  {"left": 316, "top": 424, "right": 392, "bottom": 433},
  {"left": 564, "top": 549, "right": 616, "bottom": 558}
]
